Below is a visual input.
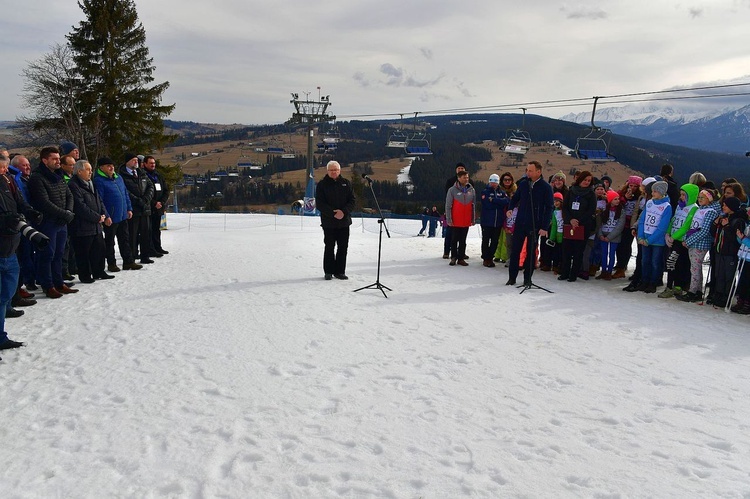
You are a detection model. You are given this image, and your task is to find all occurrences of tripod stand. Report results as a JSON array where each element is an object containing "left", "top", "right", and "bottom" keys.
[
  {"left": 518, "top": 177, "right": 553, "bottom": 294},
  {"left": 354, "top": 176, "right": 392, "bottom": 298}
]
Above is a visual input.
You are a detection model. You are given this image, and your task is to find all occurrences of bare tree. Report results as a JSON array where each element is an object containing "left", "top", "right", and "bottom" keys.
[{"left": 18, "top": 43, "right": 94, "bottom": 156}]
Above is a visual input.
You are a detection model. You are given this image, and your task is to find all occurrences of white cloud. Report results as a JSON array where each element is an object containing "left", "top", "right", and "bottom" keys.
[{"left": 2, "top": 0, "right": 750, "bottom": 125}]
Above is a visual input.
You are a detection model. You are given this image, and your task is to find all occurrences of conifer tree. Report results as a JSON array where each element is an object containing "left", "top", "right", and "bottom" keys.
[{"left": 67, "top": 0, "right": 175, "bottom": 161}]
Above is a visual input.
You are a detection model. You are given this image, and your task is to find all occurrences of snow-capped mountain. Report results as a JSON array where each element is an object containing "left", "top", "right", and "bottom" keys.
[{"left": 559, "top": 77, "right": 750, "bottom": 154}]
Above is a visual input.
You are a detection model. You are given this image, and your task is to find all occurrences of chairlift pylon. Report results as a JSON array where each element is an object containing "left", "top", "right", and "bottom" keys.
[{"left": 574, "top": 97, "right": 616, "bottom": 162}]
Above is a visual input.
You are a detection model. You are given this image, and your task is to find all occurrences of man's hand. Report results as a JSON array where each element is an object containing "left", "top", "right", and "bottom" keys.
[
  {"left": 538, "top": 229, "right": 548, "bottom": 237},
  {"left": 333, "top": 209, "right": 344, "bottom": 220}
]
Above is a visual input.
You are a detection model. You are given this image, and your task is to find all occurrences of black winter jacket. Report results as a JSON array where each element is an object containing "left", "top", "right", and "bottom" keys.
[
  {"left": 563, "top": 185, "right": 597, "bottom": 237},
  {"left": 68, "top": 175, "right": 107, "bottom": 237},
  {"left": 119, "top": 166, "right": 154, "bottom": 216},
  {"left": 144, "top": 168, "right": 169, "bottom": 214},
  {"left": 315, "top": 174, "right": 355, "bottom": 229},
  {"left": 28, "top": 164, "right": 74, "bottom": 225}
]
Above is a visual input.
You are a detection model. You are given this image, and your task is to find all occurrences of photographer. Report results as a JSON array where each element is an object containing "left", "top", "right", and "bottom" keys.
[{"left": 0, "top": 155, "right": 42, "bottom": 353}]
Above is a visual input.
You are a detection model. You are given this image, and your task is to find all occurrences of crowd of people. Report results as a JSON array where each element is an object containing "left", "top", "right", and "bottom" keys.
[
  {"left": 441, "top": 160, "right": 750, "bottom": 314},
  {"left": 0, "top": 143, "right": 171, "bottom": 358}
]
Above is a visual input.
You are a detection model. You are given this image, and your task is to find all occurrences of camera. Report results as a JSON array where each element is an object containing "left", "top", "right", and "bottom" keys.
[{"left": 16, "top": 218, "right": 49, "bottom": 250}]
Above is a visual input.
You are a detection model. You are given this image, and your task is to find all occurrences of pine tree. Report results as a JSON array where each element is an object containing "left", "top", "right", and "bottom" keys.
[{"left": 67, "top": 0, "right": 175, "bottom": 161}]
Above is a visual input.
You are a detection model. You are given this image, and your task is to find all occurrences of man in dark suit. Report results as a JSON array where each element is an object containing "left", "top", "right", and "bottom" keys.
[{"left": 506, "top": 160, "right": 554, "bottom": 286}]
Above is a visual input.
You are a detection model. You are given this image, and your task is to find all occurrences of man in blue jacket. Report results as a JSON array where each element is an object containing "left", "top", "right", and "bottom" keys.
[{"left": 506, "top": 161, "right": 554, "bottom": 286}]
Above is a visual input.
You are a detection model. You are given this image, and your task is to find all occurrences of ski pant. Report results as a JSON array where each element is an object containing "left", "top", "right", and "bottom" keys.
[
  {"left": 598, "top": 240, "right": 619, "bottom": 273},
  {"left": 450, "top": 226, "right": 469, "bottom": 260},
  {"left": 481, "top": 226, "right": 501, "bottom": 260},
  {"left": 687, "top": 248, "right": 708, "bottom": 294}
]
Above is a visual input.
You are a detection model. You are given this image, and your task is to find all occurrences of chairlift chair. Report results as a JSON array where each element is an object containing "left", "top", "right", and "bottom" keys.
[
  {"left": 404, "top": 132, "right": 433, "bottom": 155},
  {"left": 501, "top": 108, "right": 531, "bottom": 157},
  {"left": 574, "top": 97, "right": 616, "bottom": 162},
  {"left": 386, "top": 114, "right": 408, "bottom": 148},
  {"left": 403, "top": 112, "right": 433, "bottom": 155}
]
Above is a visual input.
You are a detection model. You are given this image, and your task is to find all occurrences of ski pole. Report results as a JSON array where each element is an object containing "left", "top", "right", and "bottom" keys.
[{"left": 725, "top": 257, "right": 746, "bottom": 313}]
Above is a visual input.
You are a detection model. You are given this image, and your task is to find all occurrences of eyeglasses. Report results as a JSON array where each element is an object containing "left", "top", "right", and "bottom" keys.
[{"left": 503, "top": 178, "right": 512, "bottom": 182}]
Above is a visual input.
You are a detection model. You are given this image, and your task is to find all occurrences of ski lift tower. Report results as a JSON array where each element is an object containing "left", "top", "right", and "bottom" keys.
[{"left": 287, "top": 90, "right": 336, "bottom": 215}]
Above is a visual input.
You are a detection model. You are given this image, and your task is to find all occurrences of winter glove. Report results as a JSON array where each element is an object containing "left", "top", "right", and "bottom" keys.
[{"left": 58, "top": 210, "right": 74, "bottom": 225}]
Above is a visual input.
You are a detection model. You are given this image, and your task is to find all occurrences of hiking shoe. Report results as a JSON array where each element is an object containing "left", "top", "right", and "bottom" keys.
[
  {"left": 123, "top": 263, "right": 143, "bottom": 270},
  {"left": 108, "top": 264, "right": 121, "bottom": 272},
  {"left": 658, "top": 288, "right": 675, "bottom": 298},
  {"left": 442, "top": 254, "right": 450, "bottom": 259},
  {"left": 449, "top": 258, "right": 457, "bottom": 266},
  {"left": 457, "top": 259, "right": 468, "bottom": 266},
  {"left": 623, "top": 282, "right": 639, "bottom": 292},
  {"left": 644, "top": 284, "right": 657, "bottom": 294}
]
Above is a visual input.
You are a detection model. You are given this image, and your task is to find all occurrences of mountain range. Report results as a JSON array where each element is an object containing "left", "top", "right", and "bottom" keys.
[{"left": 560, "top": 77, "right": 750, "bottom": 155}]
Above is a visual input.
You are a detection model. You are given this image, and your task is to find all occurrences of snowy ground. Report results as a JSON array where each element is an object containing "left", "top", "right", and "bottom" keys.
[{"left": 2, "top": 213, "right": 750, "bottom": 498}]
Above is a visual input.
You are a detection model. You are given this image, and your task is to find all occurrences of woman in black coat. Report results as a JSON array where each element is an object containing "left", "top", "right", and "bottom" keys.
[
  {"left": 558, "top": 170, "right": 597, "bottom": 282},
  {"left": 68, "top": 160, "right": 113, "bottom": 283}
]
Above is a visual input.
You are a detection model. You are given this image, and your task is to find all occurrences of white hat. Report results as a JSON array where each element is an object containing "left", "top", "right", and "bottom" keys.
[{"left": 489, "top": 174, "right": 500, "bottom": 183}]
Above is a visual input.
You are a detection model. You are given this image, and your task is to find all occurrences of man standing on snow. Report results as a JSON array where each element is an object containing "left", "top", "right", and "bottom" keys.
[
  {"left": 506, "top": 160, "right": 554, "bottom": 287},
  {"left": 316, "top": 160, "right": 355, "bottom": 281}
]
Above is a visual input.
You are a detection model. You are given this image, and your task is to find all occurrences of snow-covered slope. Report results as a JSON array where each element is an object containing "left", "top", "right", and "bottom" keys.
[{"left": 2, "top": 213, "right": 749, "bottom": 497}]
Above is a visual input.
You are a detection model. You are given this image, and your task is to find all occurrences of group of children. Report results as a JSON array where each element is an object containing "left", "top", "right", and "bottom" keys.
[
  {"left": 471, "top": 167, "right": 750, "bottom": 314},
  {"left": 556, "top": 171, "right": 748, "bottom": 312}
]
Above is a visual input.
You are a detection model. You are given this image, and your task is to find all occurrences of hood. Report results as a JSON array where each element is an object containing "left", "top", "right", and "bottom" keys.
[{"left": 681, "top": 183, "right": 699, "bottom": 206}]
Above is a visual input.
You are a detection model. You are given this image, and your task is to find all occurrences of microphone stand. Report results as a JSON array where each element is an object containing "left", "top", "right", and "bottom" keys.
[
  {"left": 354, "top": 176, "right": 392, "bottom": 298},
  {"left": 519, "top": 177, "right": 553, "bottom": 294}
]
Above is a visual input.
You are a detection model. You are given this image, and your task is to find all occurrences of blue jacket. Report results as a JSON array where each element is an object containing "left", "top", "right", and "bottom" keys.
[
  {"left": 637, "top": 196, "right": 672, "bottom": 246},
  {"left": 480, "top": 185, "right": 509, "bottom": 228},
  {"left": 93, "top": 169, "right": 132, "bottom": 224},
  {"left": 508, "top": 177, "right": 554, "bottom": 233}
]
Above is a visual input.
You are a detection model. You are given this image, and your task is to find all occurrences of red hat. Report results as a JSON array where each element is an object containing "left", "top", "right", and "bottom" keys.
[
  {"left": 606, "top": 190, "right": 620, "bottom": 204},
  {"left": 553, "top": 192, "right": 564, "bottom": 201}
]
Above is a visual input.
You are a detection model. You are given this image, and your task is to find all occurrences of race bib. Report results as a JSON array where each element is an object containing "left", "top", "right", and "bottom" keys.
[{"left": 644, "top": 201, "right": 668, "bottom": 235}]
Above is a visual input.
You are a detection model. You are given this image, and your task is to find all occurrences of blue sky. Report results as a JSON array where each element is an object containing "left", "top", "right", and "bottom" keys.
[{"left": 4, "top": 0, "right": 750, "bottom": 125}]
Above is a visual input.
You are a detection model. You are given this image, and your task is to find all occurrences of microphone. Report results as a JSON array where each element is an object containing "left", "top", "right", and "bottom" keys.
[{"left": 362, "top": 173, "right": 373, "bottom": 183}]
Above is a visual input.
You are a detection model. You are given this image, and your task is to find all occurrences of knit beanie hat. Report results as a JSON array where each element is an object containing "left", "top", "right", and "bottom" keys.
[
  {"left": 123, "top": 152, "right": 138, "bottom": 164},
  {"left": 651, "top": 181, "right": 668, "bottom": 197},
  {"left": 699, "top": 189, "right": 714, "bottom": 202},
  {"left": 553, "top": 192, "right": 564, "bottom": 201},
  {"left": 628, "top": 175, "right": 642, "bottom": 186},
  {"left": 552, "top": 171, "right": 566, "bottom": 182},
  {"left": 60, "top": 141, "right": 78, "bottom": 156},
  {"left": 606, "top": 190, "right": 620, "bottom": 204},
  {"left": 97, "top": 157, "right": 114, "bottom": 167},
  {"left": 489, "top": 174, "right": 500, "bottom": 183},
  {"left": 723, "top": 197, "right": 741, "bottom": 213}
]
